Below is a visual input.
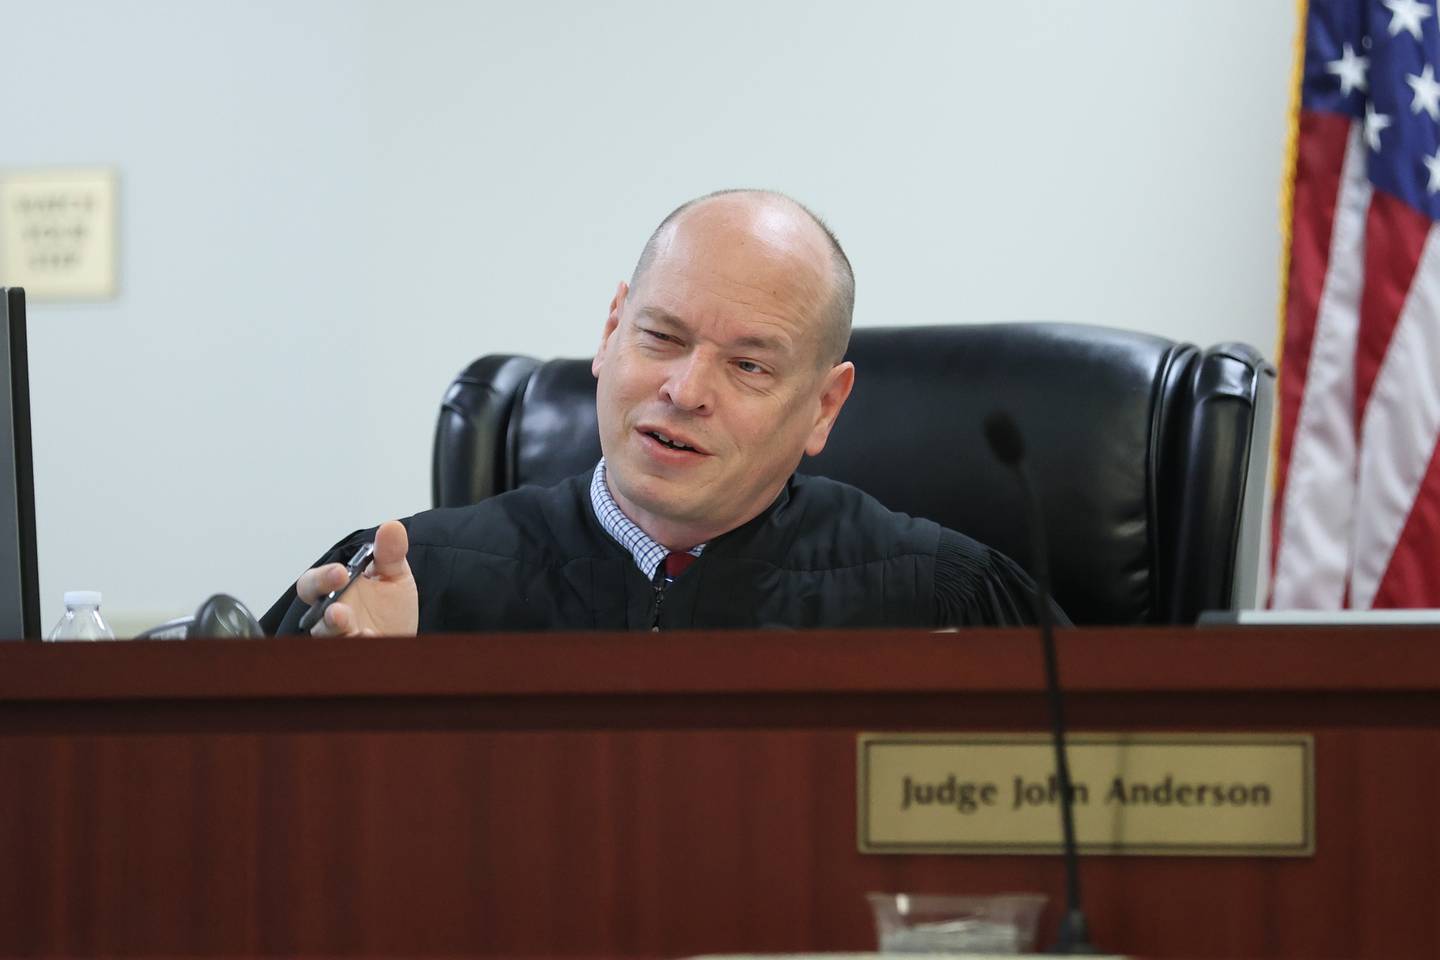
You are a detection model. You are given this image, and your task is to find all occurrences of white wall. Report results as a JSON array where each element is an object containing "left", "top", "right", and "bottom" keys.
[{"left": 2, "top": 0, "right": 1298, "bottom": 633}]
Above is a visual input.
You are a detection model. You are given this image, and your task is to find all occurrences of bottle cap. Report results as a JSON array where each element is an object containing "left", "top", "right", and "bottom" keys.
[{"left": 63, "top": 590, "right": 102, "bottom": 607}]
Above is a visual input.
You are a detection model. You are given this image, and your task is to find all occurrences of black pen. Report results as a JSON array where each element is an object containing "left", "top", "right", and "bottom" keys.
[{"left": 298, "top": 541, "right": 375, "bottom": 632}]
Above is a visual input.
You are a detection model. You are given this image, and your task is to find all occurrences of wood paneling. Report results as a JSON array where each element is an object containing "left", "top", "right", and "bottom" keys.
[{"left": 0, "top": 628, "right": 1436, "bottom": 957}]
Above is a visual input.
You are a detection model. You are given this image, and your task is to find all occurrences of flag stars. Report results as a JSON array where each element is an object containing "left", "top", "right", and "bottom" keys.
[
  {"left": 1365, "top": 101, "right": 1393, "bottom": 151},
  {"left": 1383, "top": 0, "right": 1433, "bottom": 40},
  {"left": 1328, "top": 42, "right": 1370, "bottom": 96},
  {"left": 1425, "top": 148, "right": 1440, "bottom": 193},
  {"left": 1408, "top": 64, "right": 1440, "bottom": 120}
]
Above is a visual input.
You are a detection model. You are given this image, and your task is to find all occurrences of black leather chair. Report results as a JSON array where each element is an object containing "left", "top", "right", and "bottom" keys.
[{"left": 432, "top": 323, "right": 1274, "bottom": 625}]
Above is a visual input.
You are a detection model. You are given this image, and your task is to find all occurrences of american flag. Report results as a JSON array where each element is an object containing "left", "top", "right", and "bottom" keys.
[{"left": 1272, "top": 0, "right": 1440, "bottom": 608}]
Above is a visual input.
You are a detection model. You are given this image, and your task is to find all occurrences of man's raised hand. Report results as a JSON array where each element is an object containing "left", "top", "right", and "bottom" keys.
[{"left": 296, "top": 520, "right": 419, "bottom": 636}]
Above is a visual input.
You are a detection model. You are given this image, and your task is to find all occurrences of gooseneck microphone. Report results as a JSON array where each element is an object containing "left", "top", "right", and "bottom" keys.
[
  {"left": 983, "top": 411, "right": 1098, "bottom": 956},
  {"left": 134, "top": 594, "right": 264, "bottom": 640}
]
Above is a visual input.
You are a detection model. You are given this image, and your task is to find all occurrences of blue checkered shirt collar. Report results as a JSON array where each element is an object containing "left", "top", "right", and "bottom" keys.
[{"left": 590, "top": 458, "right": 705, "bottom": 581}]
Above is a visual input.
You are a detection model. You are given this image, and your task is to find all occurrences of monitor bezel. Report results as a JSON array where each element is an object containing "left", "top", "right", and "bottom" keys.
[{"left": 1, "top": 288, "right": 40, "bottom": 639}]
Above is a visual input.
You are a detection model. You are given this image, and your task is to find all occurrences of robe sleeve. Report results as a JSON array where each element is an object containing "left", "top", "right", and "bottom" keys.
[
  {"left": 260, "top": 527, "right": 376, "bottom": 636},
  {"left": 933, "top": 528, "right": 1073, "bottom": 627}
]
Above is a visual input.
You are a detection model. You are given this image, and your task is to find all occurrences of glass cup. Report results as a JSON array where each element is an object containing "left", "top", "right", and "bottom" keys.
[{"left": 867, "top": 891, "right": 1048, "bottom": 954}]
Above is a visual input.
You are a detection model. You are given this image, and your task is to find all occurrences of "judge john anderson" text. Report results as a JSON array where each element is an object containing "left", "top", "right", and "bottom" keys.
[{"left": 900, "top": 774, "right": 1272, "bottom": 812}]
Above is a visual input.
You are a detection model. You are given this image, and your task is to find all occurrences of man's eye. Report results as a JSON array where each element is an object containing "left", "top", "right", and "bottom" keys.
[
  {"left": 735, "top": 360, "right": 767, "bottom": 375},
  {"left": 642, "top": 328, "right": 676, "bottom": 344}
]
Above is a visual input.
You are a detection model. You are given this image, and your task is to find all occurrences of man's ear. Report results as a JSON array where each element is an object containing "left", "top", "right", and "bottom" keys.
[
  {"left": 804, "top": 360, "right": 856, "bottom": 457},
  {"left": 592, "top": 281, "right": 628, "bottom": 378}
]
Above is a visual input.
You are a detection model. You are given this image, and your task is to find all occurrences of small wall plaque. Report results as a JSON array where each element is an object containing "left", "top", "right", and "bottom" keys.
[
  {"left": 0, "top": 169, "right": 117, "bottom": 301},
  {"left": 858, "top": 732, "right": 1313, "bottom": 857}
]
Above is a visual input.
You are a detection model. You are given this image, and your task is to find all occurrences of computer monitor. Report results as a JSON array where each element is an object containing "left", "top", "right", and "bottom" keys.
[{"left": 0, "top": 289, "right": 40, "bottom": 638}]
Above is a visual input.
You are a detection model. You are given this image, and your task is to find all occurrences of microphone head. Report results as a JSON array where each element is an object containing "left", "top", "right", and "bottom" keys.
[
  {"left": 192, "top": 593, "right": 263, "bottom": 639},
  {"left": 983, "top": 411, "right": 1026, "bottom": 466}
]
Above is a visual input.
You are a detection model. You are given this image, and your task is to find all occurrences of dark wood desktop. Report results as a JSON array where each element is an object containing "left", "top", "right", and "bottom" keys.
[{"left": 0, "top": 627, "right": 1436, "bottom": 958}]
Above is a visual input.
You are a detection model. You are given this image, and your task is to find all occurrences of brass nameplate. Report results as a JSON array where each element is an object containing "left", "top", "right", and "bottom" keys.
[{"left": 858, "top": 733, "right": 1313, "bottom": 856}]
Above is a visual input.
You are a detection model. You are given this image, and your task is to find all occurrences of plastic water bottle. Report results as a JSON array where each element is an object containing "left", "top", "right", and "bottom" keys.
[{"left": 47, "top": 591, "right": 116, "bottom": 641}]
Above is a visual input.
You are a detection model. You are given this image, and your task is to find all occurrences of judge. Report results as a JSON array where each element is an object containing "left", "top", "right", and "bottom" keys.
[{"left": 264, "top": 189, "right": 1065, "bottom": 635}]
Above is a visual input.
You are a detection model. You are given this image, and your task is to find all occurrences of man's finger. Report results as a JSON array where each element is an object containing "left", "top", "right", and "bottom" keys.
[
  {"left": 308, "top": 600, "right": 341, "bottom": 637},
  {"left": 297, "top": 563, "right": 348, "bottom": 605},
  {"left": 370, "top": 520, "right": 410, "bottom": 579},
  {"left": 320, "top": 601, "right": 356, "bottom": 637}
]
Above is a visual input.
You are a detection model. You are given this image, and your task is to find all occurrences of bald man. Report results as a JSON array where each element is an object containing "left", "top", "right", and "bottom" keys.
[{"left": 263, "top": 190, "right": 1055, "bottom": 635}]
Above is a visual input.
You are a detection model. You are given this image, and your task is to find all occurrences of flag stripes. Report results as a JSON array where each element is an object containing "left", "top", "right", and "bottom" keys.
[{"left": 1272, "top": 124, "right": 1368, "bottom": 608}]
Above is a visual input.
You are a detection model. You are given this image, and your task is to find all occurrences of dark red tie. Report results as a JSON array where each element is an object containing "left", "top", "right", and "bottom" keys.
[{"left": 663, "top": 552, "right": 696, "bottom": 578}]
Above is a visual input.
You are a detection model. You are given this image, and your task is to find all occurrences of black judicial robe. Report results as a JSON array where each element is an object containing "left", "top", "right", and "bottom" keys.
[{"left": 262, "top": 469, "right": 1063, "bottom": 634}]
